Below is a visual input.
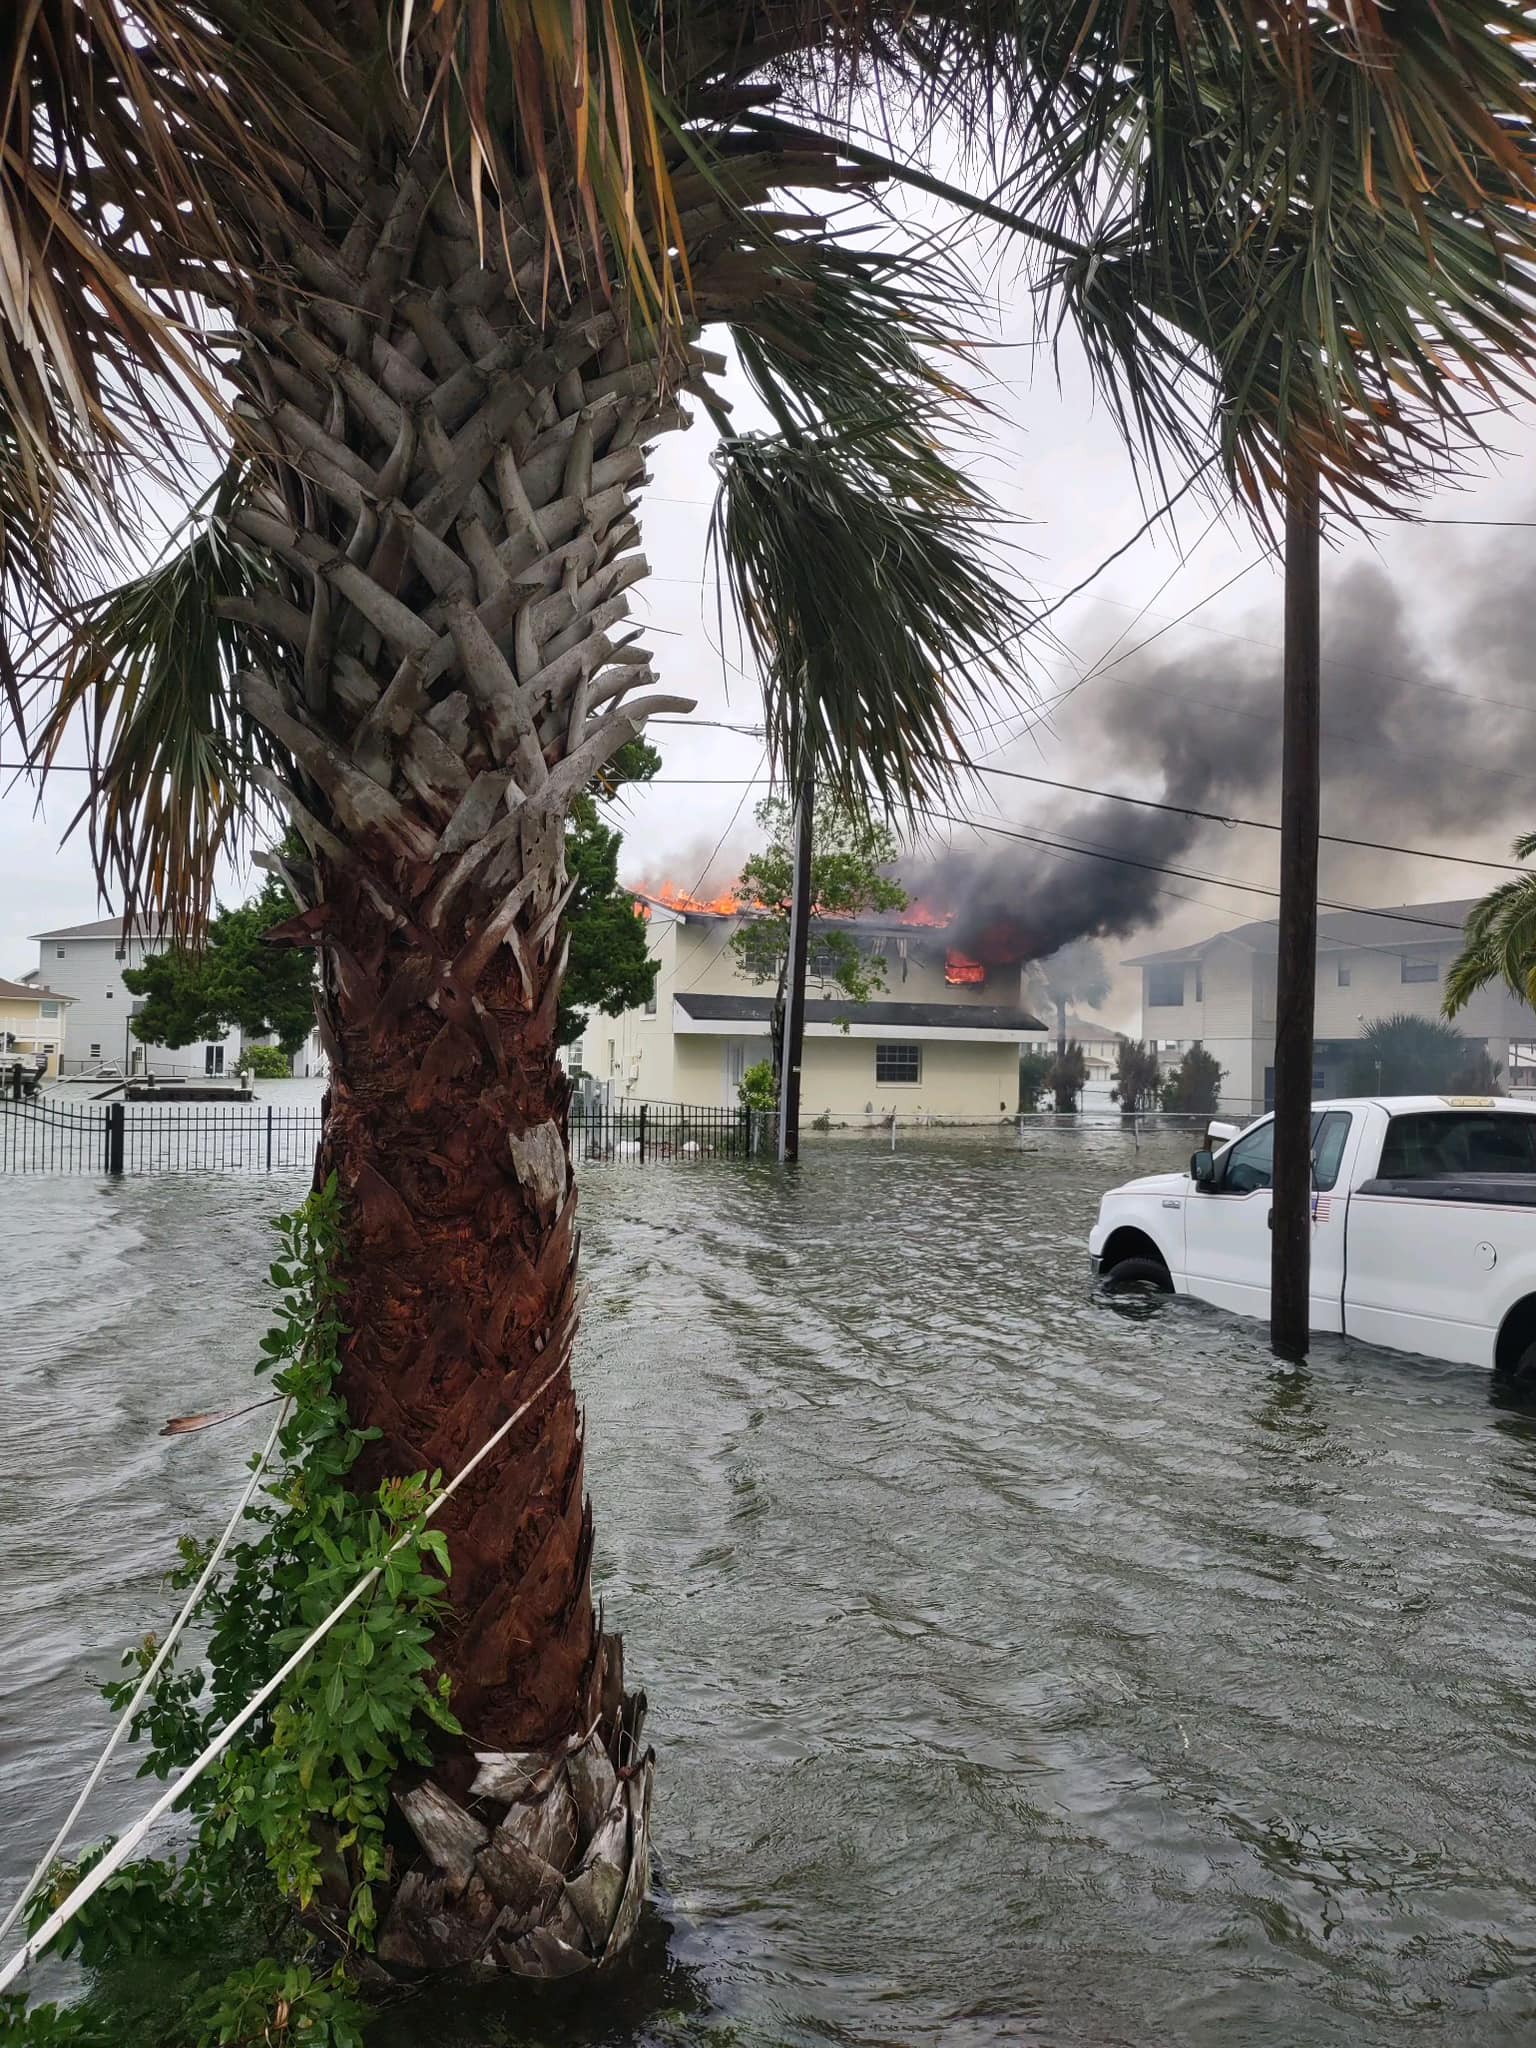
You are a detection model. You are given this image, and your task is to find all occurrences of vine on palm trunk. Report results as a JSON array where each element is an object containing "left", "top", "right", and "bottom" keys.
[{"left": 3, "top": 1183, "right": 460, "bottom": 2044}]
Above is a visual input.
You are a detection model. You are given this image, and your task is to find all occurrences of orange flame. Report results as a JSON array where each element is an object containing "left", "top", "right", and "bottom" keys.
[
  {"left": 632, "top": 881, "right": 960, "bottom": 929},
  {"left": 944, "top": 950, "right": 987, "bottom": 986},
  {"left": 635, "top": 881, "right": 746, "bottom": 917}
]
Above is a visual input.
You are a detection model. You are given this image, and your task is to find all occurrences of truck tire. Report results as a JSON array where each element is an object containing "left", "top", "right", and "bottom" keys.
[
  {"left": 1100, "top": 1255, "right": 1172, "bottom": 1296},
  {"left": 1501, "top": 1339, "right": 1536, "bottom": 1387}
]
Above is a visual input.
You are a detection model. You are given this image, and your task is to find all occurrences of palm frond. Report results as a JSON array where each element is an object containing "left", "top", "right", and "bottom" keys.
[
  {"left": 1031, "top": 1, "right": 1536, "bottom": 518},
  {"left": 28, "top": 483, "right": 292, "bottom": 937},
  {"left": 1445, "top": 859, "right": 1536, "bottom": 1019},
  {"left": 708, "top": 414, "right": 1022, "bottom": 818}
]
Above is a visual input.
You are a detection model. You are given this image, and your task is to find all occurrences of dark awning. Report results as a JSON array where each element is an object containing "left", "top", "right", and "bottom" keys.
[{"left": 674, "top": 993, "right": 1043, "bottom": 1031}]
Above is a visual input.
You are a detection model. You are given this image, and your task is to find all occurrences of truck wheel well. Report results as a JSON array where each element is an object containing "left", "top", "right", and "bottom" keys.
[
  {"left": 1495, "top": 1296, "right": 1536, "bottom": 1379},
  {"left": 1099, "top": 1227, "right": 1171, "bottom": 1281}
]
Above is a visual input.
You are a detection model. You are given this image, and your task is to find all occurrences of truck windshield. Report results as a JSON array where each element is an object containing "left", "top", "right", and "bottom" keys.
[{"left": 1378, "top": 1112, "right": 1536, "bottom": 1179}]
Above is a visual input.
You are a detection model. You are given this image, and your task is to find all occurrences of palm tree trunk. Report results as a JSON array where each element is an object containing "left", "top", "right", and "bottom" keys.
[
  {"left": 1270, "top": 459, "right": 1321, "bottom": 1360},
  {"left": 225, "top": 124, "right": 719, "bottom": 1973}
]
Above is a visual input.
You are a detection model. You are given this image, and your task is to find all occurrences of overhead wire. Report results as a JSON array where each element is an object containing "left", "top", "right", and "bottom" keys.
[{"left": 627, "top": 768, "right": 1526, "bottom": 876}]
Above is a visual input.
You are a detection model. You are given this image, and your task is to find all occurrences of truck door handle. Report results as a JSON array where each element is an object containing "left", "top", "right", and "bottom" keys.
[{"left": 1267, "top": 1211, "right": 1273, "bottom": 1229}]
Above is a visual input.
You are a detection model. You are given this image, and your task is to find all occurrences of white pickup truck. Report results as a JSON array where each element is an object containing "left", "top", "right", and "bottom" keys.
[{"left": 1089, "top": 1096, "right": 1536, "bottom": 1379}]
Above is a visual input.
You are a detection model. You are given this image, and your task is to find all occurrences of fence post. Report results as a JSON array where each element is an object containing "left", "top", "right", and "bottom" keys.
[
  {"left": 740, "top": 1105, "right": 750, "bottom": 1159},
  {"left": 106, "top": 1102, "right": 125, "bottom": 1177},
  {"left": 266, "top": 1104, "right": 273, "bottom": 1172},
  {"left": 639, "top": 1102, "right": 648, "bottom": 1165}
]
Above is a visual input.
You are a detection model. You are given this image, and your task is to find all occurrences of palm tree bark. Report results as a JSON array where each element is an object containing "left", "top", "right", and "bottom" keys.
[
  {"left": 1270, "top": 460, "right": 1321, "bottom": 1360},
  {"left": 226, "top": 124, "right": 718, "bottom": 1972}
]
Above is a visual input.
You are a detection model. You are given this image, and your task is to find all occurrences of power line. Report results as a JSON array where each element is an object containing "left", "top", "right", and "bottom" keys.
[
  {"left": 952, "top": 762, "right": 1528, "bottom": 874},
  {"left": 637, "top": 768, "right": 1524, "bottom": 876}
]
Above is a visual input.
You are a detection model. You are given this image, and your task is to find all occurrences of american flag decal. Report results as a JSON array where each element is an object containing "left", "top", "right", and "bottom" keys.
[{"left": 1311, "top": 1193, "right": 1333, "bottom": 1224}]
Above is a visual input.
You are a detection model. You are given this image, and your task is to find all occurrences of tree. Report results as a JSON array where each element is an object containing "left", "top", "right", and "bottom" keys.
[
  {"left": 1111, "top": 1039, "right": 1160, "bottom": 1113},
  {"left": 3, "top": 0, "right": 1051, "bottom": 1999},
  {"left": 557, "top": 739, "right": 660, "bottom": 1048},
  {"left": 1445, "top": 837, "right": 1536, "bottom": 1021},
  {"left": 1161, "top": 1044, "right": 1223, "bottom": 1117},
  {"left": 1048, "top": 1043, "right": 1089, "bottom": 1114},
  {"left": 1030, "top": 940, "right": 1110, "bottom": 1072},
  {"left": 1346, "top": 1014, "right": 1497, "bottom": 1097},
  {"left": 730, "top": 798, "right": 907, "bottom": 1076},
  {"left": 1018, "top": 1047, "right": 1053, "bottom": 1112},
  {"left": 123, "top": 876, "right": 317, "bottom": 1056}
]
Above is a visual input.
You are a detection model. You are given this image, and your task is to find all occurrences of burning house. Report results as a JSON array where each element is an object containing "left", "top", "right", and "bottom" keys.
[{"left": 579, "top": 886, "right": 1044, "bottom": 1122}]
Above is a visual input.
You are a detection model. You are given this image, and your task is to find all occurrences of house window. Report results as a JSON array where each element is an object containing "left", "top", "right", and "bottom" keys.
[
  {"left": 1337, "top": 960, "right": 1351, "bottom": 988},
  {"left": 1194, "top": 967, "right": 1204, "bottom": 1003},
  {"left": 39, "top": 1002, "right": 59, "bottom": 1018},
  {"left": 643, "top": 991, "right": 657, "bottom": 1017},
  {"left": 876, "top": 1042, "right": 922, "bottom": 1085},
  {"left": 89, "top": 1043, "right": 101, "bottom": 1059},
  {"left": 1401, "top": 957, "right": 1438, "bottom": 985},
  {"left": 114, "top": 948, "right": 126, "bottom": 961},
  {"left": 1146, "top": 965, "right": 1185, "bottom": 1007},
  {"left": 55, "top": 948, "right": 65, "bottom": 959}
]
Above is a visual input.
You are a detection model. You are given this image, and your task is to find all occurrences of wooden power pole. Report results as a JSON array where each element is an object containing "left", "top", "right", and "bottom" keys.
[
  {"left": 1270, "top": 464, "right": 1321, "bottom": 1360},
  {"left": 776, "top": 786, "right": 813, "bottom": 1164}
]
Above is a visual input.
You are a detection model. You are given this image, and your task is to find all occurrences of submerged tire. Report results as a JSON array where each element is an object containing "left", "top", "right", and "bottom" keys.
[
  {"left": 1100, "top": 1255, "right": 1173, "bottom": 1296},
  {"left": 1498, "top": 1338, "right": 1536, "bottom": 1388}
]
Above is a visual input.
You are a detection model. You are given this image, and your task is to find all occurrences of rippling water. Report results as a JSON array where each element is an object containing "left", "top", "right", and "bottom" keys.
[{"left": 4, "top": 1125, "right": 1536, "bottom": 2046}]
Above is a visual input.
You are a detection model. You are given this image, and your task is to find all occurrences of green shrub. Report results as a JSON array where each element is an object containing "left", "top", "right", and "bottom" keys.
[
  {"left": 738, "top": 1059, "right": 778, "bottom": 1113},
  {"left": 235, "top": 1045, "right": 291, "bottom": 1079}
]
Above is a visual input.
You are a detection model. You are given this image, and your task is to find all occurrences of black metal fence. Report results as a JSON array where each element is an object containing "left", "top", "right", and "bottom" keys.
[
  {"left": 570, "top": 1098, "right": 770, "bottom": 1164},
  {"left": 0, "top": 1094, "right": 769, "bottom": 1175},
  {"left": 0, "top": 1097, "right": 323, "bottom": 1175}
]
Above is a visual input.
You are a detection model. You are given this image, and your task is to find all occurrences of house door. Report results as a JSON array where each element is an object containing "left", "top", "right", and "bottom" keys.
[
  {"left": 205, "top": 1043, "right": 225, "bottom": 1077},
  {"left": 722, "top": 1039, "right": 750, "bottom": 1108}
]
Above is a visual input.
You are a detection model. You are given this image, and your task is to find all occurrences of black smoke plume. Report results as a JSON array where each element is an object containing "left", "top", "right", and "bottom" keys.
[{"left": 923, "top": 544, "right": 1535, "bottom": 968}]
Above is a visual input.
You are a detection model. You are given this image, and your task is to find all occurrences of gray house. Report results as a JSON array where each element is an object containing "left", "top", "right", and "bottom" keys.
[
  {"left": 31, "top": 918, "right": 243, "bottom": 1077},
  {"left": 1128, "top": 899, "right": 1536, "bottom": 1115}
]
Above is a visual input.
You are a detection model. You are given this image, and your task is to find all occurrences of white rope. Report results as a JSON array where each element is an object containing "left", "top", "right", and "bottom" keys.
[
  {"left": 0, "top": 1400, "right": 292, "bottom": 1945},
  {"left": 0, "top": 1358, "right": 566, "bottom": 1997}
]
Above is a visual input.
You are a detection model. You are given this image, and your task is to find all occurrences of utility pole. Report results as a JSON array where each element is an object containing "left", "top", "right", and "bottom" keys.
[
  {"left": 1271, "top": 462, "right": 1321, "bottom": 1360},
  {"left": 776, "top": 784, "right": 813, "bottom": 1164}
]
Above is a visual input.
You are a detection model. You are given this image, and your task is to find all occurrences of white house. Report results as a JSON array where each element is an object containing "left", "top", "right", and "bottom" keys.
[
  {"left": 31, "top": 917, "right": 244, "bottom": 1077},
  {"left": 580, "top": 896, "right": 1043, "bottom": 1122},
  {"left": 1127, "top": 899, "right": 1536, "bottom": 1115}
]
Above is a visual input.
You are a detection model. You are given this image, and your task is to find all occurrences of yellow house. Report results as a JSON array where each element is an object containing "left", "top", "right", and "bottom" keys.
[
  {"left": 580, "top": 897, "right": 1042, "bottom": 1123},
  {"left": 0, "top": 975, "right": 74, "bottom": 1077}
]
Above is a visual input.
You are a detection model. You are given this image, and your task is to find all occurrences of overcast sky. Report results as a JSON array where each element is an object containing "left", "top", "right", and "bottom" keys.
[{"left": 5, "top": 267, "right": 1536, "bottom": 1030}]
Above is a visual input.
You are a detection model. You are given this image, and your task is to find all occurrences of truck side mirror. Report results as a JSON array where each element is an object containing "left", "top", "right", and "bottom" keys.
[{"left": 1190, "top": 1149, "right": 1217, "bottom": 1187}]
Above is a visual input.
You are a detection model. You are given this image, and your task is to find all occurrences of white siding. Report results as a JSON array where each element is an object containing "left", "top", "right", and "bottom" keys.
[{"left": 40, "top": 933, "right": 241, "bottom": 1075}]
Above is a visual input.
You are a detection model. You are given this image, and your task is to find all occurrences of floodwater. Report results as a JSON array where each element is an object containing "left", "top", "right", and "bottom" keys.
[{"left": 3, "top": 1124, "right": 1536, "bottom": 2047}]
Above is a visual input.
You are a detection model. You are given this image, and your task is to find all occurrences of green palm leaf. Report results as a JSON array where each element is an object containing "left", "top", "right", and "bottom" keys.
[
  {"left": 29, "top": 480, "right": 291, "bottom": 936},
  {"left": 709, "top": 414, "right": 1022, "bottom": 817}
]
